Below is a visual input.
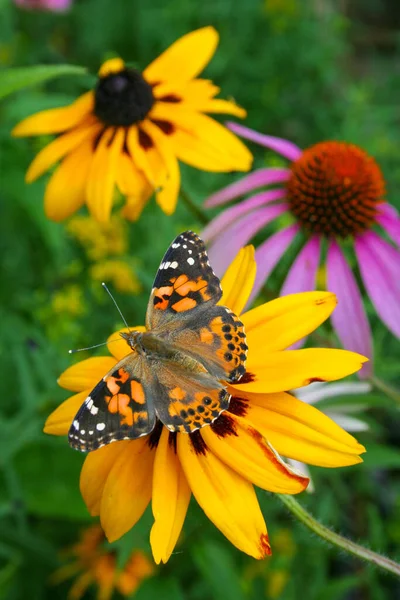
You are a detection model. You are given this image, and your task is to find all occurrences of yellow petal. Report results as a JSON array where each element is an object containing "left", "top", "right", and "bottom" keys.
[
  {"left": 116, "top": 152, "right": 153, "bottom": 221},
  {"left": 199, "top": 98, "right": 246, "bottom": 118},
  {"left": 153, "top": 78, "right": 219, "bottom": 103},
  {"left": 58, "top": 356, "right": 117, "bottom": 392},
  {"left": 150, "top": 105, "right": 253, "bottom": 172},
  {"left": 100, "top": 438, "right": 154, "bottom": 542},
  {"left": 86, "top": 128, "right": 124, "bottom": 222},
  {"left": 80, "top": 441, "right": 131, "bottom": 516},
  {"left": 44, "top": 136, "right": 95, "bottom": 221},
  {"left": 220, "top": 245, "right": 256, "bottom": 315},
  {"left": 242, "top": 392, "right": 365, "bottom": 467},
  {"left": 12, "top": 92, "right": 94, "bottom": 136},
  {"left": 232, "top": 349, "right": 367, "bottom": 394},
  {"left": 142, "top": 121, "right": 181, "bottom": 215},
  {"left": 126, "top": 126, "right": 156, "bottom": 187},
  {"left": 150, "top": 428, "right": 191, "bottom": 564},
  {"left": 44, "top": 391, "right": 87, "bottom": 436},
  {"left": 144, "top": 27, "right": 219, "bottom": 83},
  {"left": 201, "top": 416, "right": 308, "bottom": 493},
  {"left": 122, "top": 192, "right": 152, "bottom": 221},
  {"left": 243, "top": 292, "right": 337, "bottom": 355},
  {"left": 26, "top": 120, "right": 99, "bottom": 182},
  {"left": 107, "top": 327, "right": 146, "bottom": 361},
  {"left": 98, "top": 57, "right": 125, "bottom": 77},
  {"left": 177, "top": 434, "right": 271, "bottom": 559}
]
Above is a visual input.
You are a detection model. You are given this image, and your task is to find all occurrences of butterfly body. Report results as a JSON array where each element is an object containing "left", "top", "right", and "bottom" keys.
[{"left": 68, "top": 231, "right": 247, "bottom": 452}]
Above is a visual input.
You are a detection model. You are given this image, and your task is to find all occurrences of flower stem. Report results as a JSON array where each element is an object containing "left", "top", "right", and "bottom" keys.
[
  {"left": 278, "top": 494, "right": 400, "bottom": 577},
  {"left": 370, "top": 376, "right": 400, "bottom": 405},
  {"left": 180, "top": 187, "right": 210, "bottom": 226}
]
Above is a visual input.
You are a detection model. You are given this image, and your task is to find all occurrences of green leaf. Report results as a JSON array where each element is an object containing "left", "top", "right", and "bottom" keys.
[
  {"left": 192, "top": 540, "right": 246, "bottom": 600},
  {"left": 134, "top": 577, "right": 185, "bottom": 600},
  {"left": 361, "top": 442, "right": 400, "bottom": 469},
  {"left": 0, "top": 64, "right": 87, "bottom": 100}
]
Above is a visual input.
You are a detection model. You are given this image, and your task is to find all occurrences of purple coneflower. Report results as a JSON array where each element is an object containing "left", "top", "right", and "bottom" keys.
[
  {"left": 204, "top": 124, "right": 400, "bottom": 378},
  {"left": 14, "top": 0, "right": 72, "bottom": 11}
]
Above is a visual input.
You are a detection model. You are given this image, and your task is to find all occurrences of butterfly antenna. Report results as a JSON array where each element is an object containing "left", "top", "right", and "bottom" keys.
[
  {"left": 69, "top": 340, "right": 115, "bottom": 354},
  {"left": 101, "top": 282, "right": 131, "bottom": 331}
]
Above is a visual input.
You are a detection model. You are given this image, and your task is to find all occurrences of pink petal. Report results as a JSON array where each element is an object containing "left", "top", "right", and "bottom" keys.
[
  {"left": 376, "top": 203, "right": 400, "bottom": 248},
  {"left": 280, "top": 236, "right": 321, "bottom": 296},
  {"left": 227, "top": 122, "right": 303, "bottom": 161},
  {"left": 326, "top": 240, "right": 372, "bottom": 378},
  {"left": 204, "top": 168, "right": 290, "bottom": 208},
  {"left": 202, "top": 188, "right": 286, "bottom": 243},
  {"left": 207, "top": 203, "right": 289, "bottom": 277},
  {"left": 355, "top": 232, "right": 400, "bottom": 338},
  {"left": 247, "top": 224, "right": 299, "bottom": 305}
]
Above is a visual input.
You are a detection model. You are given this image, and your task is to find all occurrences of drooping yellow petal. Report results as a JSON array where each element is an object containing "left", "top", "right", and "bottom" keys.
[
  {"left": 116, "top": 152, "right": 153, "bottom": 221},
  {"left": 26, "top": 120, "right": 99, "bottom": 182},
  {"left": 86, "top": 128, "right": 124, "bottom": 222},
  {"left": 150, "top": 105, "right": 253, "bottom": 172},
  {"left": 141, "top": 120, "right": 181, "bottom": 215},
  {"left": 243, "top": 292, "right": 337, "bottom": 355},
  {"left": 80, "top": 441, "right": 131, "bottom": 516},
  {"left": 44, "top": 136, "right": 95, "bottom": 221},
  {"left": 144, "top": 27, "right": 219, "bottom": 84},
  {"left": 241, "top": 392, "right": 365, "bottom": 467},
  {"left": 153, "top": 78, "right": 219, "bottom": 103},
  {"left": 220, "top": 245, "right": 256, "bottom": 315},
  {"left": 98, "top": 57, "right": 125, "bottom": 77},
  {"left": 150, "top": 428, "right": 191, "bottom": 564},
  {"left": 232, "top": 349, "right": 367, "bottom": 394},
  {"left": 106, "top": 327, "right": 146, "bottom": 361},
  {"left": 44, "top": 391, "right": 87, "bottom": 436},
  {"left": 177, "top": 434, "right": 271, "bottom": 559},
  {"left": 100, "top": 438, "right": 154, "bottom": 542},
  {"left": 12, "top": 92, "right": 94, "bottom": 136},
  {"left": 58, "top": 357, "right": 117, "bottom": 392},
  {"left": 201, "top": 416, "right": 308, "bottom": 493}
]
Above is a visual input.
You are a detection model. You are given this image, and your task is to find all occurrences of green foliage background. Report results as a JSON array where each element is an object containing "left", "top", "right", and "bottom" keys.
[{"left": 1, "top": 0, "right": 400, "bottom": 598}]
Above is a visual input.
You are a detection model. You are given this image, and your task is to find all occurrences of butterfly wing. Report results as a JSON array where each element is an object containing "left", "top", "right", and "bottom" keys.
[
  {"left": 152, "top": 361, "right": 231, "bottom": 433},
  {"left": 145, "top": 230, "right": 222, "bottom": 331},
  {"left": 68, "top": 354, "right": 157, "bottom": 452}
]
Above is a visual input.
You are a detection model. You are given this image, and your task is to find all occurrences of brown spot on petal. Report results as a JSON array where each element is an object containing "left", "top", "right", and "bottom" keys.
[
  {"left": 152, "top": 119, "right": 175, "bottom": 135},
  {"left": 228, "top": 397, "right": 248, "bottom": 417},
  {"left": 148, "top": 420, "right": 163, "bottom": 449},
  {"left": 211, "top": 413, "right": 237, "bottom": 438},
  {"left": 307, "top": 377, "right": 326, "bottom": 384},
  {"left": 189, "top": 430, "right": 207, "bottom": 455},
  {"left": 259, "top": 533, "right": 272, "bottom": 557},
  {"left": 168, "top": 431, "right": 177, "bottom": 452},
  {"left": 138, "top": 128, "right": 153, "bottom": 150},
  {"left": 237, "top": 372, "right": 255, "bottom": 384},
  {"left": 159, "top": 94, "right": 181, "bottom": 103}
]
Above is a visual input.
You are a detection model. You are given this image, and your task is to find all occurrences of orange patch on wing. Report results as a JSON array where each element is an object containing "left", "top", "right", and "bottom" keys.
[
  {"left": 172, "top": 297, "right": 197, "bottom": 312},
  {"left": 169, "top": 387, "right": 187, "bottom": 401},
  {"left": 200, "top": 328, "right": 214, "bottom": 344},
  {"left": 131, "top": 380, "right": 145, "bottom": 404},
  {"left": 105, "top": 393, "right": 134, "bottom": 426}
]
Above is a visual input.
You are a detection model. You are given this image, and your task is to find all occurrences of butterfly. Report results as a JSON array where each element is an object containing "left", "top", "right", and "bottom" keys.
[{"left": 68, "top": 231, "right": 248, "bottom": 452}]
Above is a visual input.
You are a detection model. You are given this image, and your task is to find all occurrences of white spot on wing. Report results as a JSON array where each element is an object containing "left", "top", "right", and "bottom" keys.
[
  {"left": 170, "top": 261, "right": 178, "bottom": 269},
  {"left": 73, "top": 420, "right": 79, "bottom": 429},
  {"left": 96, "top": 423, "right": 106, "bottom": 431},
  {"left": 187, "top": 257, "right": 195, "bottom": 265}
]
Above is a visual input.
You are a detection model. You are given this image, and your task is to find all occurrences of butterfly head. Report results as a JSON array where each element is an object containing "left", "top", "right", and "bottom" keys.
[{"left": 119, "top": 330, "right": 142, "bottom": 351}]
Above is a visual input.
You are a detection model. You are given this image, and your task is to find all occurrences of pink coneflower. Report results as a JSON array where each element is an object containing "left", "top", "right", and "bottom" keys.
[
  {"left": 204, "top": 124, "right": 400, "bottom": 378},
  {"left": 14, "top": 0, "right": 72, "bottom": 11}
]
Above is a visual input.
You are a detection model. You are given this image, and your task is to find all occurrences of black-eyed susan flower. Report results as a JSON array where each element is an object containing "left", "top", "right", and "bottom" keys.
[
  {"left": 51, "top": 525, "right": 154, "bottom": 600},
  {"left": 12, "top": 27, "right": 252, "bottom": 223},
  {"left": 204, "top": 126, "right": 400, "bottom": 377},
  {"left": 44, "top": 246, "right": 366, "bottom": 563}
]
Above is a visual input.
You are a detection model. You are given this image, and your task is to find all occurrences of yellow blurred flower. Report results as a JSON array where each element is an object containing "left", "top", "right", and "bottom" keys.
[
  {"left": 52, "top": 525, "right": 154, "bottom": 600},
  {"left": 67, "top": 215, "right": 127, "bottom": 261},
  {"left": 90, "top": 260, "right": 141, "bottom": 295},
  {"left": 12, "top": 27, "right": 252, "bottom": 223},
  {"left": 51, "top": 284, "right": 86, "bottom": 316}
]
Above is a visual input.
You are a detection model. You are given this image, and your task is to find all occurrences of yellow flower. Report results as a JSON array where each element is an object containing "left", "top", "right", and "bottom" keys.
[
  {"left": 67, "top": 215, "right": 128, "bottom": 260},
  {"left": 12, "top": 27, "right": 252, "bottom": 223},
  {"left": 44, "top": 247, "right": 366, "bottom": 564},
  {"left": 51, "top": 284, "right": 86, "bottom": 316},
  {"left": 90, "top": 259, "right": 141, "bottom": 295},
  {"left": 52, "top": 525, "right": 154, "bottom": 600}
]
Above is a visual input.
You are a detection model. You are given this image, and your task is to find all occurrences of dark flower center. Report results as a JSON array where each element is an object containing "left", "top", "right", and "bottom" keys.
[
  {"left": 286, "top": 141, "right": 385, "bottom": 238},
  {"left": 94, "top": 68, "right": 155, "bottom": 127}
]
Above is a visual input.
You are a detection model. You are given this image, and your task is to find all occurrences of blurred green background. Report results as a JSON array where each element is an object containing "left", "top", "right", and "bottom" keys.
[{"left": 1, "top": 0, "right": 400, "bottom": 598}]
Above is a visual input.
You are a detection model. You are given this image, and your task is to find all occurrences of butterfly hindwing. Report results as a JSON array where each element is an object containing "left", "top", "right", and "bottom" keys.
[
  {"left": 68, "top": 356, "right": 156, "bottom": 452},
  {"left": 146, "top": 231, "right": 222, "bottom": 331}
]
